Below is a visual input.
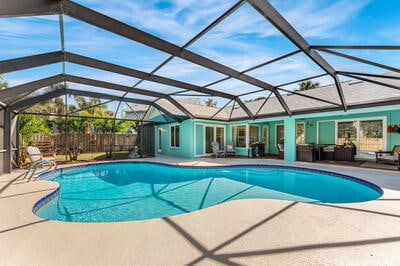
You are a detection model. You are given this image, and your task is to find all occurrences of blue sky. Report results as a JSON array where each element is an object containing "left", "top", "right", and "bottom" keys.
[{"left": 1, "top": 0, "right": 399, "bottom": 107}]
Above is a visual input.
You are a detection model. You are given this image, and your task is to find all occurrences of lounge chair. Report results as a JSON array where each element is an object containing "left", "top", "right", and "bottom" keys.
[
  {"left": 23, "top": 146, "right": 57, "bottom": 181},
  {"left": 225, "top": 141, "right": 236, "bottom": 157},
  {"left": 211, "top": 141, "right": 225, "bottom": 158},
  {"left": 375, "top": 145, "right": 400, "bottom": 170}
]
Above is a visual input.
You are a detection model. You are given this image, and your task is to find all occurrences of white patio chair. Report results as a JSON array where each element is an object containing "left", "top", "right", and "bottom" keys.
[
  {"left": 211, "top": 141, "right": 225, "bottom": 158},
  {"left": 23, "top": 146, "right": 57, "bottom": 182},
  {"left": 225, "top": 141, "right": 236, "bottom": 157}
]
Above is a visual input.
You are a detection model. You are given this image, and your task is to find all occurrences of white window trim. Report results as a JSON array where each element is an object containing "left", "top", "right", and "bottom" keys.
[
  {"left": 248, "top": 124, "right": 261, "bottom": 145},
  {"left": 230, "top": 124, "right": 247, "bottom": 149},
  {"left": 169, "top": 124, "right": 180, "bottom": 148},
  {"left": 194, "top": 122, "right": 226, "bottom": 157},
  {"left": 203, "top": 125, "right": 225, "bottom": 155},
  {"left": 263, "top": 125, "right": 269, "bottom": 153},
  {"left": 334, "top": 116, "right": 387, "bottom": 155},
  {"left": 157, "top": 127, "right": 162, "bottom": 152},
  {"left": 275, "top": 123, "right": 305, "bottom": 146},
  {"left": 296, "top": 122, "right": 306, "bottom": 144},
  {"left": 275, "top": 124, "right": 284, "bottom": 147}
]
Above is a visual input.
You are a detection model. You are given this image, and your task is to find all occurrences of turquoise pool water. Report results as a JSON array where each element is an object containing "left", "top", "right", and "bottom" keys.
[{"left": 35, "top": 162, "right": 382, "bottom": 222}]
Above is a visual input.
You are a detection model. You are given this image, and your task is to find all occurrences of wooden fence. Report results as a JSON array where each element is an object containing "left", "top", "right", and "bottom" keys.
[
  {"left": 28, "top": 133, "right": 137, "bottom": 153},
  {"left": 337, "top": 137, "right": 383, "bottom": 152}
]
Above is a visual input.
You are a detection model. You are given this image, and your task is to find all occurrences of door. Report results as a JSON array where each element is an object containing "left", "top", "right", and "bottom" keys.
[
  {"left": 263, "top": 126, "right": 269, "bottom": 154},
  {"left": 158, "top": 128, "right": 162, "bottom": 152},
  {"left": 142, "top": 123, "right": 155, "bottom": 157},
  {"left": 205, "top": 126, "right": 214, "bottom": 154},
  {"left": 205, "top": 126, "right": 225, "bottom": 154},
  {"left": 216, "top": 127, "right": 225, "bottom": 150}
]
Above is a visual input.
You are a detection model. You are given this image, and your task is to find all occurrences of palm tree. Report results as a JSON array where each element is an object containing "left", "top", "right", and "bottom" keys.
[
  {"left": 52, "top": 96, "right": 67, "bottom": 115},
  {"left": 73, "top": 96, "right": 103, "bottom": 115},
  {"left": 204, "top": 98, "right": 217, "bottom": 107},
  {"left": 297, "top": 80, "right": 320, "bottom": 91},
  {"left": 0, "top": 74, "right": 8, "bottom": 90},
  {"left": 245, "top": 96, "right": 267, "bottom": 102}
]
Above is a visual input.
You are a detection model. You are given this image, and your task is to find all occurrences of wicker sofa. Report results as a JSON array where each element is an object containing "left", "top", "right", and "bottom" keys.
[{"left": 296, "top": 144, "right": 317, "bottom": 162}]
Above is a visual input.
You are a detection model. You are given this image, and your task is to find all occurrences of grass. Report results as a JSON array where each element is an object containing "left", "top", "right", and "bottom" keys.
[
  {"left": 55, "top": 151, "right": 130, "bottom": 164},
  {"left": 19, "top": 151, "right": 131, "bottom": 169}
]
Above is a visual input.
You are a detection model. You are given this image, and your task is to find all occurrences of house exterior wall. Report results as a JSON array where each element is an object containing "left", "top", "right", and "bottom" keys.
[
  {"left": 151, "top": 104, "right": 400, "bottom": 161},
  {"left": 312, "top": 108, "right": 400, "bottom": 150},
  {"left": 155, "top": 119, "right": 195, "bottom": 158}
]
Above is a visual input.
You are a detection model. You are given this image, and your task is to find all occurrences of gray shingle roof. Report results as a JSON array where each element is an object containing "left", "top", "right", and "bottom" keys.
[
  {"left": 243, "top": 72, "right": 400, "bottom": 118},
  {"left": 146, "top": 72, "right": 400, "bottom": 121}
]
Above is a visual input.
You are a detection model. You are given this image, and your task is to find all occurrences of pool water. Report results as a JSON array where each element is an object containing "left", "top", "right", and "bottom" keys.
[{"left": 35, "top": 162, "right": 382, "bottom": 222}]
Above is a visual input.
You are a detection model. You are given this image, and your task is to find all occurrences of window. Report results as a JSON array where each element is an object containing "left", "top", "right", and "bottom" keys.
[
  {"left": 276, "top": 124, "right": 284, "bottom": 145},
  {"left": 205, "top": 126, "right": 225, "bottom": 153},
  {"left": 170, "top": 125, "right": 179, "bottom": 147},
  {"left": 296, "top": 123, "right": 305, "bottom": 144},
  {"left": 276, "top": 123, "right": 304, "bottom": 146},
  {"left": 337, "top": 121, "right": 357, "bottom": 145},
  {"left": 249, "top": 125, "right": 260, "bottom": 143},
  {"left": 360, "top": 120, "right": 383, "bottom": 152},
  {"left": 232, "top": 125, "right": 246, "bottom": 147},
  {"left": 336, "top": 119, "right": 385, "bottom": 155},
  {"left": 216, "top": 127, "right": 225, "bottom": 149},
  {"left": 158, "top": 128, "right": 162, "bottom": 151}
]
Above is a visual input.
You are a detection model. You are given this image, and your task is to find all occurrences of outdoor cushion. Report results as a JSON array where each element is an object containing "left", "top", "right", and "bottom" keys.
[{"left": 380, "top": 155, "right": 398, "bottom": 161}]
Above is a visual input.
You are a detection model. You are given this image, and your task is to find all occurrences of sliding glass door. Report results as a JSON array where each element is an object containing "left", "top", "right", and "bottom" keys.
[
  {"left": 359, "top": 120, "right": 383, "bottom": 153},
  {"left": 205, "top": 126, "right": 225, "bottom": 154},
  {"left": 216, "top": 127, "right": 225, "bottom": 149},
  {"left": 336, "top": 119, "right": 385, "bottom": 155},
  {"left": 205, "top": 127, "right": 214, "bottom": 154}
]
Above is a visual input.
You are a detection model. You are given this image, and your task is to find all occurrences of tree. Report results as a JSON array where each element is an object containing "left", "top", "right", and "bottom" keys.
[
  {"left": 204, "top": 98, "right": 217, "bottom": 107},
  {"left": 25, "top": 83, "right": 67, "bottom": 115},
  {"left": 66, "top": 112, "right": 90, "bottom": 160},
  {"left": 0, "top": 74, "right": 8, "bottom": 90},
  {"left": 297, "top": 80, "right": 320, "bottom": 91},
  {"left": 19, "top": 114, "right": 52, "bottom": 145},
  {"left": 52, "top": 96, "right": 67, "bottom": 115},
  {"left": 73, "top": 96, "right": 103, "bottom": 115},
  {"left": 245, "top": 96, "right": 266, "bottom": 102}
]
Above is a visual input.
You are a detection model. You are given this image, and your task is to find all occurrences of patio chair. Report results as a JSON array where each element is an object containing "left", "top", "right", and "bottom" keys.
[
  {"left": 211, "top": 141, "right": 225, "bottom": 158},
  {"left": 225, "top": 141, "right": 236, "bottom": 157},
  {"left": 375, "top": 145, "right": 400, "bottom": 170},
  {"left": 277, "top": 143, "right": 284, "bottom": 159},
  {"left": 23, "top": 146, "right": 57, "bottom": 181}
]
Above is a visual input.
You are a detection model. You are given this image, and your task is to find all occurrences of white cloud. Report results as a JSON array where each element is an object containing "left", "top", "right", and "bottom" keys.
[
  {"left": 154, "top": 57, "right": 226, "bottom": 86},
  {"left": 74, "top": 0, "right": 236, "bottom": 44},
  {"left": 273, "top": 0, "right": 371, "bottom": 39},
  {"left": 1, "top": 0, "right": 380, "bottom": 103},
  {"left": 0, "top": 16, "right": 60, "bottom": 58}
]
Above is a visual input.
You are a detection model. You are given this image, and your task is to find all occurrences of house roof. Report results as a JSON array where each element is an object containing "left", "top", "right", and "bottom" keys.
[
  {"left": 124, "top": 104, "right": 148, "bottom": 113},
  {"left": 145, "top": 72, "right": 400, "bottom": 121}
]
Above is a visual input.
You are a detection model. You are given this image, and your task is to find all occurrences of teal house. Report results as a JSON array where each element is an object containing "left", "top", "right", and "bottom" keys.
[{"left": 139, "top": 74, "right": 400, "bottom": 162}]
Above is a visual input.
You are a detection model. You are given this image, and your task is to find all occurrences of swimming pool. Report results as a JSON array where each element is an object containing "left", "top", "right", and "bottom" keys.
[{"left": 34, "top": 162, "right": 383, "bottom": 222}]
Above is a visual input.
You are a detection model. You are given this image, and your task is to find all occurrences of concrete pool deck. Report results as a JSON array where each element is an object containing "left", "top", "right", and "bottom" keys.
[{"left": 1, "top": 157, "right": 399, "bottom": 265}]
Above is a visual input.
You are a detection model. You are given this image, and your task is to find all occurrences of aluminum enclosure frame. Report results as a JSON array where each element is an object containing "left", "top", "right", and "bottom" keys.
[{"left": 1, "top": 0, "right": 399, "bottom": 121}]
